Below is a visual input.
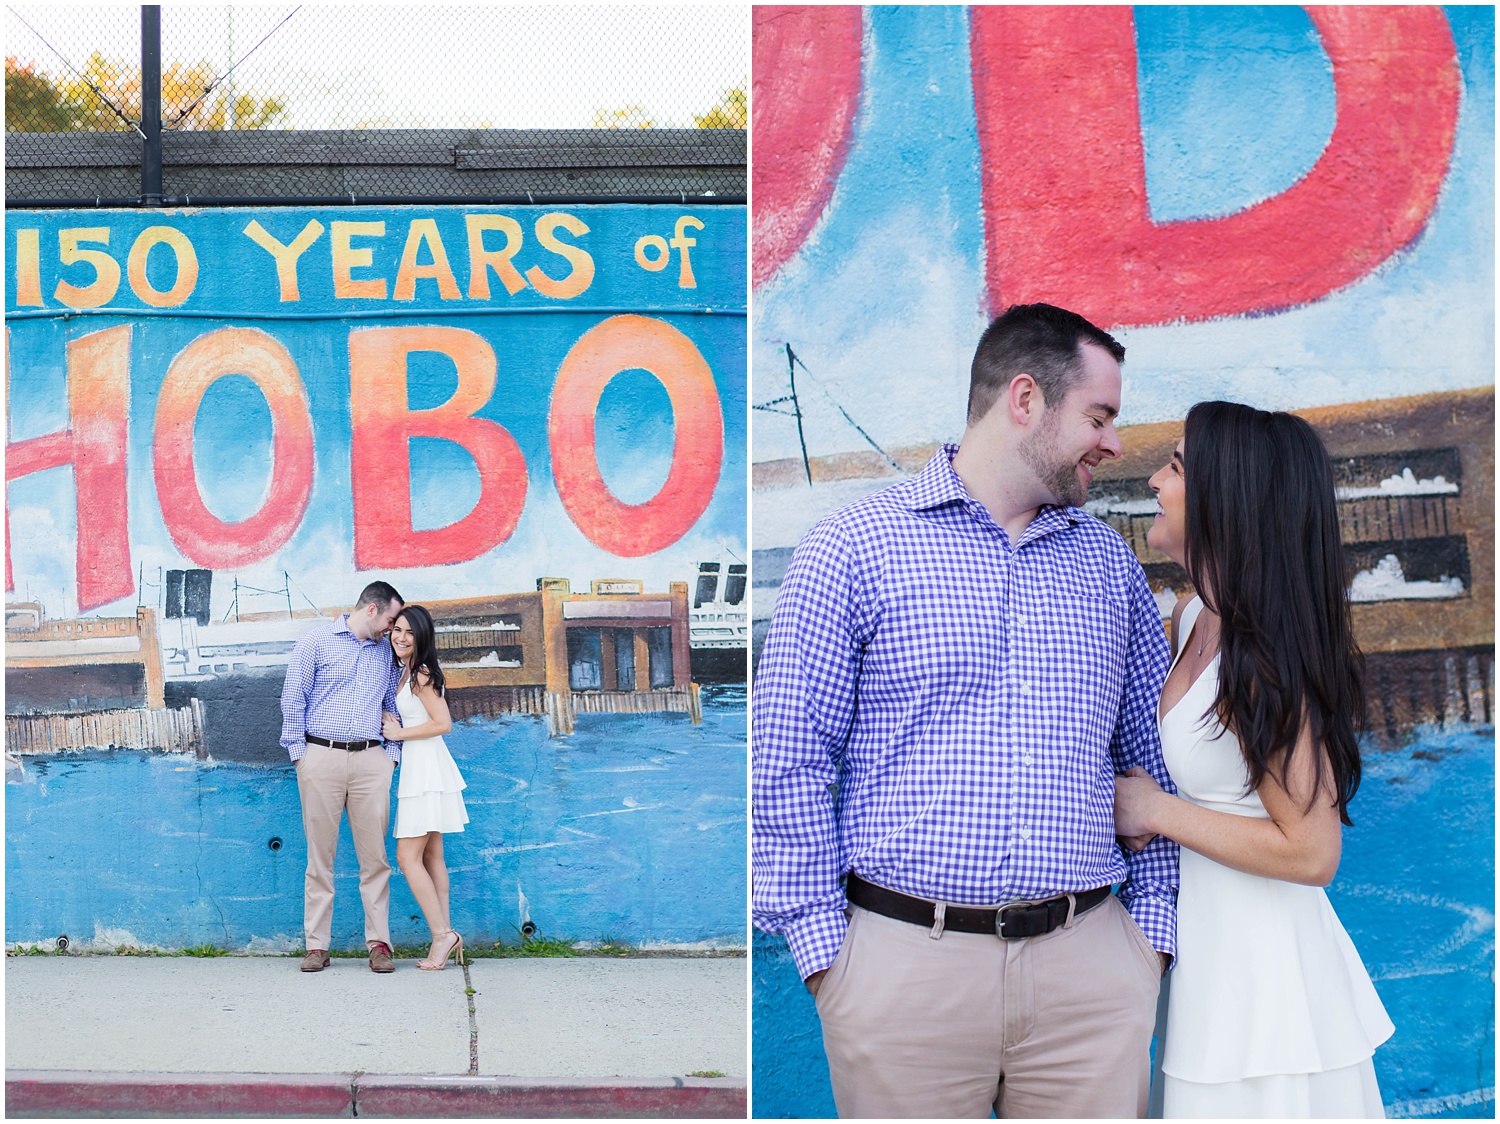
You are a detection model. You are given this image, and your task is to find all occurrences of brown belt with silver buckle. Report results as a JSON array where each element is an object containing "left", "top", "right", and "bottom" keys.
[
  {"left": 305, "top": 734, "right": 382, "bottom": 752},
  {"left": 846, "top": 872, "right": 1113, "bottom": 940}
]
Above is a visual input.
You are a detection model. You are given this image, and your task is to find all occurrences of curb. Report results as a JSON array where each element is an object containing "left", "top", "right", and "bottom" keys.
[
  {"left": 6, "top": 1070, "right": 748, "bottom": 1119},
  {"left": 359, "top": 1074, "right": 746, "bottom": 1118},
  {"left": 6, "top": 1072, "right": 353, "bottom": 1118}
]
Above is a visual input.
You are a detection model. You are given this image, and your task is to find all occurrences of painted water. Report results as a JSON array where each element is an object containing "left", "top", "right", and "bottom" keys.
[
  {"left": 6, "top": 686, "right": 746, "bottom": 951},
  {"left": 752, "top": 726, "right": 1495, "bottom": 1119}
]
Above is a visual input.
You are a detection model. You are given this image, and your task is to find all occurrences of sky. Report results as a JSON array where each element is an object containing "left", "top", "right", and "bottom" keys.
[{"left": 6, "top": 5, "right": 749, "bottom": 130}]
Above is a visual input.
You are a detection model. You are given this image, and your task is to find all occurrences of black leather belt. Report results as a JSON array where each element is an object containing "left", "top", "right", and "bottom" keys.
[
  {"left": 846, "top": 872, "right": 1112, "bottom": 940},
  {"left": 305, "top": 734, "right": 382, "bottom": 751}
]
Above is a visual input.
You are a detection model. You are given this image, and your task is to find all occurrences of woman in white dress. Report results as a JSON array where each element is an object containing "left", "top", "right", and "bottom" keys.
[
  {"left": 384, "top": 604, "right": 470, "bottom": 970},
  {"left": 1114, "top": 401, "right": 1393, "bottom": 1118}
]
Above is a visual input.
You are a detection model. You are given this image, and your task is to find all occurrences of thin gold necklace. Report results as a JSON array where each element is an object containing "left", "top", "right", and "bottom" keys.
[{"left": 1195, "top": 617, "right": 1217, "bottom": 658}]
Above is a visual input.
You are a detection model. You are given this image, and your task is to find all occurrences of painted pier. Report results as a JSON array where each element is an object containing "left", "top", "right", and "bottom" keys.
[{"left": 4, "top": 603, "right": 206, "bottom": 757}]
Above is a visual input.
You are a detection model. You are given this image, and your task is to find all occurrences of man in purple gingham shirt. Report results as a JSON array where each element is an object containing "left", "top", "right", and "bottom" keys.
[
  {"left": 280, "top": 580, "right": 404, "bottom": 974},
  {"left": 753, "top": 304, "right": 1179, "bottom": 1118}
]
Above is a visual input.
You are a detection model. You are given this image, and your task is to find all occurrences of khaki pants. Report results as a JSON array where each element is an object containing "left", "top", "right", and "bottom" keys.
[
  {"left": 295, "top": 743, "right": 394, "bottom": 951},
  {"left": 817, "top": 894, "right": 1161, "bottom": 1118}
]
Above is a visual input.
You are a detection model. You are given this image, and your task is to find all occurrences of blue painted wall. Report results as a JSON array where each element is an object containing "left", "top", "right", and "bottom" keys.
[
  {"left": 6, "top": 203, "right": 747, "bottom": 950},
  {"left": 8, "top": 688, "right": 746, "bottom": 950}
]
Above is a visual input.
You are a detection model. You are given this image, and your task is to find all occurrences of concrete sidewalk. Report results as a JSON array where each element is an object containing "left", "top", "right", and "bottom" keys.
[{"left": 5, "top": 953, "right": 746, "bottom": 1117}]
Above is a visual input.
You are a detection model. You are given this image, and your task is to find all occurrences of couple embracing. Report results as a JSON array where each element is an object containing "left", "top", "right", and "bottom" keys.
[
  {"left": 279, "top": 582, "right": 470, "bottom": 974},
  {"left": 752, "top": 304, "right": 1394, "bottom": 1118}
]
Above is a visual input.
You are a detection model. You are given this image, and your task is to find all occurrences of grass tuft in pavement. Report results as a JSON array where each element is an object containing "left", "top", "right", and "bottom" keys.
[{"left": 483, "top": 934, "right": 582, "bottom": 958}]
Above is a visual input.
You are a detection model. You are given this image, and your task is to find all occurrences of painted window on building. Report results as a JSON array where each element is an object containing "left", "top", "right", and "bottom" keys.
[
  {"left": 567, "top": 628, "right": 603, "bottom": 690},
  {"left": 646, "top": 626, "right": 672, "bottom": 688},
  {"left": 611, "top": 628, "right": 636, "bottom": 691}
]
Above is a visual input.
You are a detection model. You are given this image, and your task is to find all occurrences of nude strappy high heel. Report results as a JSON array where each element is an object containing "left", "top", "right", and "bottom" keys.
[{"left": 419, "top": 930, "right": 465, "bottom": 970}]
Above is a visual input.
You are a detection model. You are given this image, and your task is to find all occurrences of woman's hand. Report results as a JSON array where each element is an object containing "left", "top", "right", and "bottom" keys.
[
  {"left": 1114, "top": 766, "right": 1165, "bottom": 849},
  {"left": 381, "top": 713, "right": 404, "bottom": 741}
]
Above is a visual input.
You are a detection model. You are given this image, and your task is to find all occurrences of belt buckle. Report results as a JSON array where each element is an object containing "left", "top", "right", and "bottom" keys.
[{"left": 995, "top": 896, "right": 1054, "bottom": 940}]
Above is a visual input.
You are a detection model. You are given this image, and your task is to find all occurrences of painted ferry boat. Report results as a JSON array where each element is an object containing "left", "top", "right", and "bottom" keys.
[{"left": 689, "top": 556, "right": 748, "bottom": 683}]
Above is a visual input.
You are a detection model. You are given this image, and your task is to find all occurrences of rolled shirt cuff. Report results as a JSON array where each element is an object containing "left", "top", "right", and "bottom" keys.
[
  {"left": 781, "top": 904, "right": 850, "bottom": 981},
  {"left": 1122, "top": 889, "right": 1177, "bottom": 967}
]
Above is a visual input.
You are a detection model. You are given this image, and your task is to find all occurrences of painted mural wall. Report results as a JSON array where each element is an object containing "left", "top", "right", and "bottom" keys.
[
  {"left": 751, "top": 6, "right": 1493, "bottom": 1118},
  {"left": 6, "top": 203, "right": 748, "bottom": 952}
]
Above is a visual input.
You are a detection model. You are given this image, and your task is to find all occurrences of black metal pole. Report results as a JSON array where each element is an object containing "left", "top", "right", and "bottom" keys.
[{"left": 141, "top": 5, "right": 163, "bottom": 205}]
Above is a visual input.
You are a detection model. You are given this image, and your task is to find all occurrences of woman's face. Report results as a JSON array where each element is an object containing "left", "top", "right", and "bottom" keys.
[
  {"left": 390, "top": 615, "right": 416, "bottom": 662},
  {"left": 1147, "top": 439, "right": 1187, "bottom": 565}
]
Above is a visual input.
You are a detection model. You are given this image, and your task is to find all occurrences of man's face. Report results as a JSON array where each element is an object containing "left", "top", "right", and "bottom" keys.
[
  {"left": 1018, "top": 343, "right": 1123, "bottom": 508},
  {"left": 373, "top": 600, "right": 403, "bottom": 639},
  {"left": 354, "top": 599, "right": 402, "bottom": 640}
]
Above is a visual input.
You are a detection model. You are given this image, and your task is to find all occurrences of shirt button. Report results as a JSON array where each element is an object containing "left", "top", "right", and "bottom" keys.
[
  {"left": 1022, "top": 755, "right": 1034, "bottom": 766},
  {"left": 1019, "top": 825, "right": 1032, "bottom": 841},
  {"left": 1015, "top": 615, "right": 1026, "bottom": 627},
  {"left": 1020, "top": 682, "right": 1031, "bottom": 695}
]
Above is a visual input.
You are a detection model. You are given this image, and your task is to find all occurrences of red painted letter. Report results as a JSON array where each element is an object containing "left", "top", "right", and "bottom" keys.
[
  {"left": 6, "top": 325, "right": 134, "bottom": 610},
  {"left": 153, "top": 328, "right": 315, "bottom": 568},
  {"left": 970, "top": 6, "right": 1461, "bottom": 327},
  {"left": 348, "top": 326, "right": 526, "bottom": 568},
  {"left": 752, "top": 5, "right": 864, "bottom": 289},
  {"left": 549, "top": 315, "right": 722, "bottom": 558}
]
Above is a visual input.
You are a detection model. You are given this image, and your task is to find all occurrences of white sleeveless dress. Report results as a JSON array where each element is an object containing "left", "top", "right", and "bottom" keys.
[
  {"left": 1160, "top": 597, "right": 1393, "bottom": 1118},
  {"left": 392, "top": 681, "right": 469, "bottom": 837}
]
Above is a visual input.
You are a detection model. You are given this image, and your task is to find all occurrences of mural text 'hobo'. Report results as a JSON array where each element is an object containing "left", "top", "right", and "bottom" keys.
[{"left": 7, "top": 205, "right": 749, "bottom": 757}]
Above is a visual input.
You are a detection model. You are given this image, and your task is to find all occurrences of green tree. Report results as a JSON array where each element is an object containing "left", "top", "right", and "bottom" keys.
[
  {"left": 4, "top": 53, "right": 286, "bottom": 132},
  {"left": 693, "top": 86, "right": 745, "bottom": 130},
  {"left": 6, "top": 57, "right": 86, "bottom": 131}
]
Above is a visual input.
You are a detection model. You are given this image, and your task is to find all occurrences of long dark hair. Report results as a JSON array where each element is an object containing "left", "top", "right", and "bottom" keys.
[
  {"left": 1183, "top": 401, "right": 1363, "bottom": 825},
  {"left": 394, "top": 604, "right": 445, "bottom": 697}
]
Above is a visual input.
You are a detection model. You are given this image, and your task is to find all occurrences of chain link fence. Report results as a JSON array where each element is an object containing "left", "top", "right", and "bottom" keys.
[{"left": 5, "top": 5, "right": 747, "bottom": 204}]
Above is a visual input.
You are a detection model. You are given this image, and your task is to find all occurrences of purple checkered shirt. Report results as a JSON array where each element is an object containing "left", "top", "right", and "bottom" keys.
[
  {"left": 752, "top": 445, "right": 1179, "bottom": 980},
  {"left": 280, "top": 615, "right": 403, "bottom": 763}
]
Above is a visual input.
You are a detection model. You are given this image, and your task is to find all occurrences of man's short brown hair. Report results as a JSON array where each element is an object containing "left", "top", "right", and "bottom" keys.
[
  {"left": 967, "top": 303, "right": 1125, "bottom": 425},
  {"left": 354, "top": 581, "right": 403, "bottom": 613}
]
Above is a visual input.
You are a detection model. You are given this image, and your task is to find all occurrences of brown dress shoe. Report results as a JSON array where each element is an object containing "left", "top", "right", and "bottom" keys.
[
  {"left": 369, "top": 941, "right": 395, "bottom": 973},
  {"left": 301, "top": 949, "right": 330, "bottom": 972}
]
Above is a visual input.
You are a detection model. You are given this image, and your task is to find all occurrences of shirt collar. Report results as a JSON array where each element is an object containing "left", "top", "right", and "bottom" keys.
[
  {"left": 905, "top": 443, "right": 971, "bottom": 511},
  {"left": 906, "top": 443, "right": 1087, "bottom": 531}
]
